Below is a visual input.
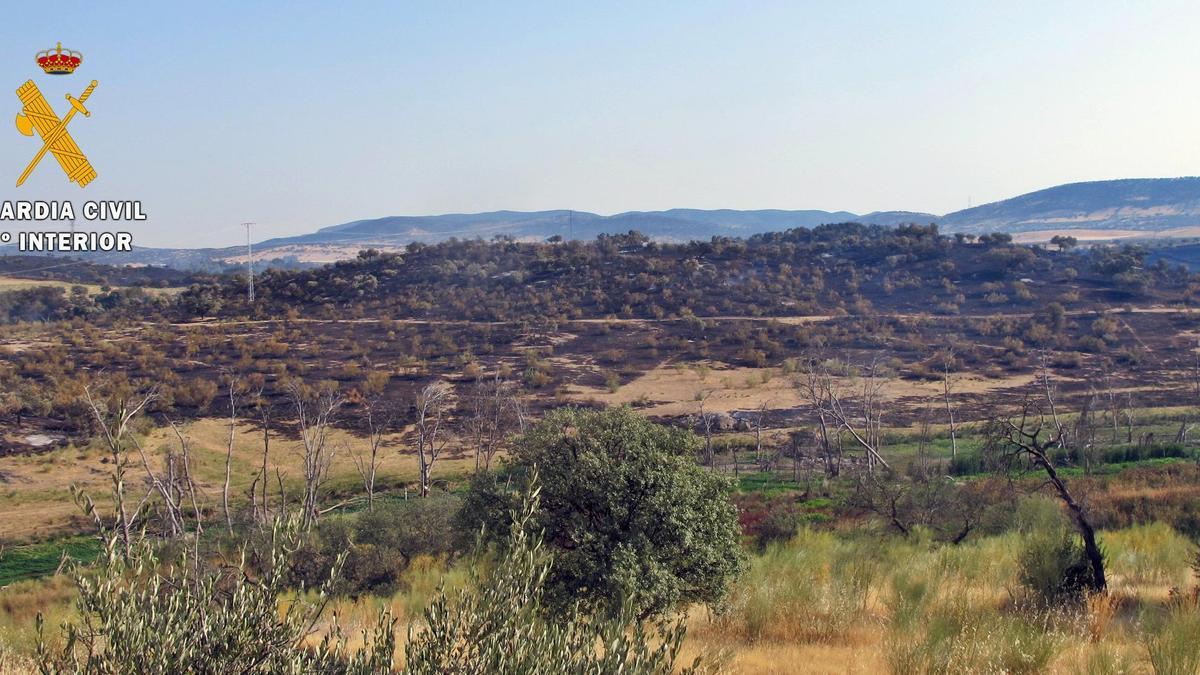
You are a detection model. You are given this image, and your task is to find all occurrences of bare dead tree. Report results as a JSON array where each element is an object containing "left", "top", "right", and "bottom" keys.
[
  {"left": 987, "top": 405, "right": 1106, "bottom": 592},
  {"left": 351, "top": 397, "right": 393, "bottom": 511},
  {"left": 1179, "top": 341, "right": 1200, "bottom": 443},
  {"left": 788, "top": 430, "right": 803, "bottom": 483},
  {"left": 938, "top": 350, "right": 959, "bottom": 459},
  {"left": 164, "top": 418, "right": 205, "bottom": 567},
  {"left": 129, "top": 430, "right": 185, "bottom": 539},
  {"left": 465, "top": 374, "right": 525, "bottom": 472},
  {"left": 796, "top": 357, "right": 891, "bottom": 471},
  {"left": 1038, "top": 349, "right": 1065, "bottom": 443},
  {"left": 414, "top": 381, "right": 452, "bottom": 497},
  {"left": 1098, "top": 361, "right": 1121, "bottom": 444},
  {"left": 797, "top": 364, "right": 838, "bottom": 477},
  {"left": 1070, "top": 392, "right": 1100, "bottom": 474},
  {"left": 916, "top": 397, "right": 934, "bottom": 478},
  {"left": 1122, "top": 392, "right": 1135, "bottom": 445},
  {"left": 755, "top": 443, "right": 782, "bottom": 474},
  {"left": 288, "top": 382, "right": 344, "bottom": 529},
  {"left": 221, "top": 377, "right": 244, "bottom": 534},
  {"left": 753, "top": 401, "right": 769, "bottom": 467},
  {"left": 251, "top": 388, "right": 274, "bottom": 525},
  {"left": 81, "top": 386, "right": 158, "bottom": 561},
  {"left": 853, "top": 469, "right": 979, "bottom": 545},
  {"left": 697, "top": 390, "right": 716, "bottom": 469}
]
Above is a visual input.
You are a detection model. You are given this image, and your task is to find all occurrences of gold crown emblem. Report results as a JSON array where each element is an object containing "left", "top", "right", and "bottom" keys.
[{"left": 36, "top": 42, "right": 82, "bottom": 75}]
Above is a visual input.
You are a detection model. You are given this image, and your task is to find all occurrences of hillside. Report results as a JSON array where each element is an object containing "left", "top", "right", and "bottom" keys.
[
  {"left": 262, "top": 178, "right": 1200, "bottom": 249},
  {"left": 11, "top": 178, "right": 1200, "bottom": 271},
  {"left": 175, "top": 223, "right": 1189, "bottom": 324},
  {"left": 940, "top": 177, "right": 1200, "bottom": 234},
  {"left": 256, "top": 208, "right": 864, "bottom": 249}
]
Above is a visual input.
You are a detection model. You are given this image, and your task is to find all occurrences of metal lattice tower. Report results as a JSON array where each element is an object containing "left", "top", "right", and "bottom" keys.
[{"left": 242, "top": 222, "right": 255, "bottom": 302}]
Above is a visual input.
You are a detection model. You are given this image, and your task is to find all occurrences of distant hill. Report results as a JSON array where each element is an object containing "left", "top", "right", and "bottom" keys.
[
  {"left": 256, "top": 208, "right": 865, "bottom": 249},
  {"left": 11, "top": 177, "right": 1200, "bottom": 270},
  {"left": 268, "top": 178, "right": 1200, "bottom": 249},
  {"left": 940, "top": 177, "right": 1200, "bottom": 234}
]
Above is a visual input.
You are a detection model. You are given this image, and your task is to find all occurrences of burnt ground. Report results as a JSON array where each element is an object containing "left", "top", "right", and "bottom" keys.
[{"left": 3, "top": 304, "right": 1200, "bottom": 455}]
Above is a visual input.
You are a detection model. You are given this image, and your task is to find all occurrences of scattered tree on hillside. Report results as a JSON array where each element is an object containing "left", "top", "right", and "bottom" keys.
[
  {"left": 1050, "top": 235, "right": 1078, "bottom": 252},
  {"left": 414, "top": 381, "right": 452, "bottom": 497}
]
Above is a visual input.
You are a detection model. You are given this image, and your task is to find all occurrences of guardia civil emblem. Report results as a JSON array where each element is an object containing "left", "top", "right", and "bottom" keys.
[{"left": 14, "top": 43, "right": 98, "bottom": 188}]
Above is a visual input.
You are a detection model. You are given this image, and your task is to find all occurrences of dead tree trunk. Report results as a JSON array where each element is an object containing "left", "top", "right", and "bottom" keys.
[
  {"left": 940, "top": 354, "right": 958, "bottom": 460},
  {"left": 222, "top": 379, "right": 241, "bottom": 534},
  {"left": 999, "top": 413, "right": 1106, "bottom": 592},
  {"left": 414, "top": 381, "right": 452, "bottom": 497},
  {"left": 288, "top": 383, "right": 344, "bottom": 529}
]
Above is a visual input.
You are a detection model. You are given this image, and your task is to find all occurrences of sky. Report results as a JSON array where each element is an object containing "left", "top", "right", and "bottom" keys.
[{"left": 1, "top": 1, "right": 1199, "bottom": 248}]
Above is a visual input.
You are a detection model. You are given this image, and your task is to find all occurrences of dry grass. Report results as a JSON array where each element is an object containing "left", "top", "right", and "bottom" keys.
[
  {"left": 566, "top": 359, "right": 1040, "bottom": 417},
  {"left": 0, "top": 417, "right": 479, "bottom": 540},
  {"left": 0, "top": 276, "right": 182, "bottom": 297},
  {"left": 1, "top": 522, "right": 1197, "bottom": 673}
]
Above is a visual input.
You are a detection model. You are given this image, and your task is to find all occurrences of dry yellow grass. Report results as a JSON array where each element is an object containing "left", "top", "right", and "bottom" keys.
[
  {"left": 0, "top": 417, "right": 478, "bottom": 541},
  {"left": 0, "top": 276, "right": 182, "bottom": 297},
  {"left": 567, "top": 360, "right": 1041, "bottom": 417},
  {"left": 3, "top": 522, "right": 1197, "bottom": 672}
]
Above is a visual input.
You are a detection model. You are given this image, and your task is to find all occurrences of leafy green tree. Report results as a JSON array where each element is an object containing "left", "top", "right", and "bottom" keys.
[
  {"left": 408, "top": 476, "right": 711, "bottom": 674},
  {"left": 463, "top": 406, "right": 745, "bottom": 618}
]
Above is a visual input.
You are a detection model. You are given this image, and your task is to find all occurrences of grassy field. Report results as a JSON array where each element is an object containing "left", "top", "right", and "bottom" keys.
[
  {"left": 0, "top": 538, "right": 101, "bottom": 587},
  {"left": 0, "top": 417, "right": 479, "bottom": 542},
  {"left": 3, "top": 397, "right": 1199, "bottom": 672},
  {"left": 3, "top": 522, "right": 1194, "bottom": 673},
  {"left": 0, "top": 276, "right": 183, "bottom": 296}
]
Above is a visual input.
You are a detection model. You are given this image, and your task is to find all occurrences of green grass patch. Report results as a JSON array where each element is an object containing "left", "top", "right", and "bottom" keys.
[
  {"left": 736, "top": 472, "right": 803, "bottom": 496},
  {"left": 0, "top": 536, "right": 102, "bottom": 586}
]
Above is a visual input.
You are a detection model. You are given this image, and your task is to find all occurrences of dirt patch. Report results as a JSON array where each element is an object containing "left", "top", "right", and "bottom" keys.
[{"left": 567, "top": 362, "right": 1044, "bottom": 418}]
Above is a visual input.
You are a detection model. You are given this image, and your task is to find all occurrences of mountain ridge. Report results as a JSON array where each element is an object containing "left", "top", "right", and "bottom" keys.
[
  {"left": 10, "top": 177, "right": 1200, "bottom": 270},
  {"left": 265, "top": 177, "right": 1200, "bottom": 248}
]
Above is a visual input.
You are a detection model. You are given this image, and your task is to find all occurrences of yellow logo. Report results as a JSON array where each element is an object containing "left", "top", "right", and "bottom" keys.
[{"left": 14, "top": 80, "right": 97, "bottom": 188}]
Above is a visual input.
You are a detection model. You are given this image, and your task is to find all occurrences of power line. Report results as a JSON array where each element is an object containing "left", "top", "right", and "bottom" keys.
[{"left": 242, "top": 222, "right": 255, "bottom": 302}]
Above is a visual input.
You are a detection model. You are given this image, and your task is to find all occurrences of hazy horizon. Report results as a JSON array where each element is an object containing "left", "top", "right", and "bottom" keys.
[{"left": 3, "top": 1, "right": 1199, "bottom": 248}]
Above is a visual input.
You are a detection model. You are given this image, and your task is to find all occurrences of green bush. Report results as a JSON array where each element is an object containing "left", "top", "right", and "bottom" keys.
[
  {"left": 1015, "top": 498, "right": 1099, "bottom": 603},
  {"left": 406, "top": 477, "right": 710, "bottom": 674},
  {"left": 462, "top": 406, "right": 745, "bottom": 618},
  {"left": 36, "top": 521, "right": 395, "bottom": 674},
  {"left": 289, "top": 495, "right": 462, "bottom": 595}
]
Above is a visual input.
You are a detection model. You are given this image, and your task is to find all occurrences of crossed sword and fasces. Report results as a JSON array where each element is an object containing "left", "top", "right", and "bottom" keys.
[{"left": 14, "top": 79, "right": 98, "bottom": 187}]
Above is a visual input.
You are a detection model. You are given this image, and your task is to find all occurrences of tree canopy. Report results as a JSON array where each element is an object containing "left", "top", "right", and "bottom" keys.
[{"left": 465, "top": 406, "right": 745, "bottom": 618}]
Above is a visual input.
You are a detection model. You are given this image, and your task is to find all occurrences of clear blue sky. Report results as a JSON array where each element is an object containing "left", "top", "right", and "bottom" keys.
[{"left": 2, "top": 1, "right": 1198, "bottom": 247}]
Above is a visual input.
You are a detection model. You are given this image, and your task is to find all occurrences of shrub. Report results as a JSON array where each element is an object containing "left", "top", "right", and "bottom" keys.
[
  {"left": 463, "top": 407, "right": 745, "bottom": 618},
  {"left": 715, "top": 530, "right": 877, "bottom": 644},
  {"left": 36, "top": 521, "right": 395, "bottom": 674},
  {"left": 1147, "top": 601, "right": 1200, "bottom": 675},
  {"left": 1016, "top": 499, "right": 1099, "bottom": 604},
  {"left": 405, "top": 477, "right": 709, "bottom": 674},
  {"left": 290, "top": 496, "right": 463, "bottom": 595}
]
